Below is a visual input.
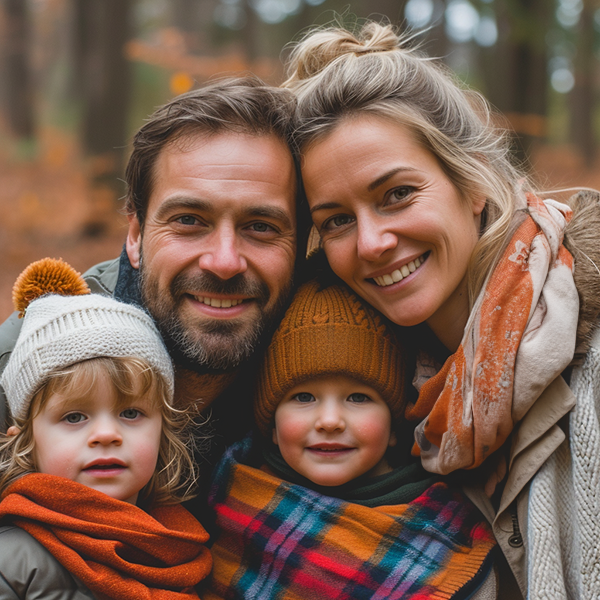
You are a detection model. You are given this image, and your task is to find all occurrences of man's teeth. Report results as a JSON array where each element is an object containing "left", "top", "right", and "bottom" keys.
[
  {"left": 194, "top": 297, "right": 243, "bottom": 308},
  {"left": 373, "top": 255, "right": 424, "bottom": 287}
]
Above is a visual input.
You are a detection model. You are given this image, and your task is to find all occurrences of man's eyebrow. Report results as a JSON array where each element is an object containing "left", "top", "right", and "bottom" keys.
[
  {"left": 367, "top": 167, "right": 417, "bottom": 192},
  {"left": 154, "top": 197, "right": 211, "bottom": 220},
  {"left": 154, "top": 197, "right": 293, "bottom": 229},
  {"left": 246, "top": 206, "right": 293, "bottom": 229}
]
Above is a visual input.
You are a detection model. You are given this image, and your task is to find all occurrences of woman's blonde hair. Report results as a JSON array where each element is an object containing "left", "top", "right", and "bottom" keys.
[
  {"left": 283, "top": 21, "right": 529, "bottom": 303},
  {"left": 0, "top": 356, "right": 201, "bottom": 506}
]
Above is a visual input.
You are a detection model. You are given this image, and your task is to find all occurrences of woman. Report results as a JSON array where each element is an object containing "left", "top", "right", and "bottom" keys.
[{"left": 283, "top": 21, "right": 600, "bottom": 600}]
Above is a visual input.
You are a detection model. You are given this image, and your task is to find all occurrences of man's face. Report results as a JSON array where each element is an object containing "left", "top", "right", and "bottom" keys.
[{"left": 126, "top": 131, "right": 297, "bottom": 370}]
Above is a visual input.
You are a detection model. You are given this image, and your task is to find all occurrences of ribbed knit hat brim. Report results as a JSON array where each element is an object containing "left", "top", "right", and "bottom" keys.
[
  {"left": 1, "top": 294, "right": 174, "bottom": 421},
  {"left": 254, "top": 280, "right": 405, "bottom": 436}
]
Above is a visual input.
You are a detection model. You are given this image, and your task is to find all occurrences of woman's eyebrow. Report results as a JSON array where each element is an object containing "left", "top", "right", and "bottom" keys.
[
  {"left": 310, "top": 167, "right": 421, "bottom": 214},
  {"left": 309, "top": 201, "right": 342, "bottom": 215},
  {"left": 367, "top": 167, "right": 418, "bottom": 192}
]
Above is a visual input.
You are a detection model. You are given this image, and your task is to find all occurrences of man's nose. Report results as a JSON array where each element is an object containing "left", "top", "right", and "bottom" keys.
[
  {"left": 197, "top": 224, "right": 248, "bottom": 280},
  {"left": 88, "top": 416, "right": 123, "bottom": 447}
]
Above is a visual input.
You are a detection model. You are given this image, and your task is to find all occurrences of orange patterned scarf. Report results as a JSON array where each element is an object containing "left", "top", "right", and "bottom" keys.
[
  {"left": 406, "top": 193, "right": 578, "bottom": 474},
  {"left": 0, "top": 474, "right": 212, "bottom": 599}
]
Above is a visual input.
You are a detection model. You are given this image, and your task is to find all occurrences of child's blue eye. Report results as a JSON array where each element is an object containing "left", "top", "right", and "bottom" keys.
[
  {"left": 348, "top": 393, "right": 370, "bottom": 403},
  {"left": 64, "top": 413, "right": 86, "bottom": 423},
  {"left": 293, "top": 393, "right": 315, "bottom": 403},
  {"left": 121, "top": 408, "right": 141, "bottom": 419}
]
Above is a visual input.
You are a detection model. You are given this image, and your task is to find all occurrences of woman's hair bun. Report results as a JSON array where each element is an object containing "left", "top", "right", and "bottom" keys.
[{"left": 286, "top": 22, "right": 399, "bottom": 82}]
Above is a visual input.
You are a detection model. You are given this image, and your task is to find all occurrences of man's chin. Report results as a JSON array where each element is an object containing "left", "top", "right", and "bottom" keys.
[{"left": 163, "top": 320, "right": 262, "bottom": 372}]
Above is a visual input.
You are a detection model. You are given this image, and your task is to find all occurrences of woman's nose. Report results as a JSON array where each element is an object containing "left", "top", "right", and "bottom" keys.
[{"left": 356, "top": 216, "right": 398, "bottom": 261}]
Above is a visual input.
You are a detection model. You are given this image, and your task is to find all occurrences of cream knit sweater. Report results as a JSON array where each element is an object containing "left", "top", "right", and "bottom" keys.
[{"left": 528, "top": 325, "right": 600, "bottom": 599}]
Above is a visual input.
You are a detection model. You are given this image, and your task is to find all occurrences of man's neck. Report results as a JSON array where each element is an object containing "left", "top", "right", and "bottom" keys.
[{"left": 173, "top": 367, "right": 238, "bottom": 412}]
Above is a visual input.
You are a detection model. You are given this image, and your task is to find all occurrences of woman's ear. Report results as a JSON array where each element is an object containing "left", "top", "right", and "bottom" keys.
[
  {"left": 472, "top": 194, "right": 486, "bottom": 217},
  {"left": 272, "top": 428, "right": 279, "bottom": 446},
  {"left": 6, "top": 426, "right": 21, "bottom": 437}
]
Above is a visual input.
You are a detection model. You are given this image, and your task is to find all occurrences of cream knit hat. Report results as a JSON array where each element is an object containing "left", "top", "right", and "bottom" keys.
[{"left": 1, "top": 259, "right": 174, "bottom": 421}]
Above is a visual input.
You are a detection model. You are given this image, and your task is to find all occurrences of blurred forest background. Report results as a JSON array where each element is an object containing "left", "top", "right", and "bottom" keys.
[{"left": 1, "top": 0, "right": 600, "bottom": 320}]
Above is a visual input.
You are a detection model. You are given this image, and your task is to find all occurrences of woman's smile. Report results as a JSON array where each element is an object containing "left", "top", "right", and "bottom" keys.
[{"left": 369, "top": 252, "right": 429, "bottom": 287}]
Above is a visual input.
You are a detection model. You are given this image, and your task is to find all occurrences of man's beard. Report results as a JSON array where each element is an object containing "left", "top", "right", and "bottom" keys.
[{"left": 139, "top": 263, "right": 290, "bottom": 372}]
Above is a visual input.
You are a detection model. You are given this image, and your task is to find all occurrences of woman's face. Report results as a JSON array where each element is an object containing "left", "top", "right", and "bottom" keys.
[{"left": 302, "top": 115, "right": 485, "bottom": 348}]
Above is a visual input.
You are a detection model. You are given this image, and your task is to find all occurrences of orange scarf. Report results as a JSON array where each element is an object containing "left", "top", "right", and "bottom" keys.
[
  {"left": 406, "top": 193, "right": 578, "bottom": 474},
  {"left": 0, "top": 474, "right": 212, "bottom": 599}
]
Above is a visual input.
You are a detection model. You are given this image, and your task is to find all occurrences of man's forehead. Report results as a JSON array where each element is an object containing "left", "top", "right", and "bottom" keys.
[
  {"left": 163, "top": 128, "right": 292, "bottom": 162},
  {"left": 147, "top": 130, "right": 297, "bottom": 220},
  {"left": 152, "top": 130, "right": 293, "bottom": 183}
]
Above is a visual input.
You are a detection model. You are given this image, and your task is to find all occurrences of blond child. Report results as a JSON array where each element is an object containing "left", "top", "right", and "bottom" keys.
[
  {"left": 0, "top": 258, "right": 211, "bottom": 600},
  {"left": 206, "top": 279, "right": 498, "bottom": 600}
]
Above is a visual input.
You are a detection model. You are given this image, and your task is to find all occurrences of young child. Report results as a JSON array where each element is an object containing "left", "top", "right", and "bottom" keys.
[
  {"left": 0, "top": 258, "right": 211, "bottom": 600},
  {"left": 206, "top": 279, "right": 498, "bottom": 600}
]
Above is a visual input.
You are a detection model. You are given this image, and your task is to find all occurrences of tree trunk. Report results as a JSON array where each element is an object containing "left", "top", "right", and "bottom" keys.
[
  {"left": 241, "top": 0, "right": 260, "bottom": 63},
  {"left": 74, "top": 0, "right": 132, "bottom": 160},
  {"left": 2, "top": 0, "right": 34, "bottom": 139},
  {"left": 73, "top": 0, "right": 133, "bottom": 234},
  {"left": 481, "top": 0, "right": 551, "bottom": 168},
  {"left": 365, "top": 0, "right": 408, "bottom": 25},
  {"left": 422, "top": 0, "right": 449, "bottom": 61},
  {"left": 570, "top": 3, "right": 596, "bottom": 167},
  {"left": 171, "top": 0, "right": 205, "bottom": 54}
]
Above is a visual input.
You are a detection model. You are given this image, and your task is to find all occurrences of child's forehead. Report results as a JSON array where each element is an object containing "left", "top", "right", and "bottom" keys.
[
  {"left": 291, "top": 374, "right": 380, "bottom": 393},
  {"left": 43, "top": 387, "right": 156, "bottom": 413}
]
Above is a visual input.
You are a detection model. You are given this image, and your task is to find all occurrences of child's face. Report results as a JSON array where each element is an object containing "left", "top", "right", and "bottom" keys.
[
  {"left": 31, "top": 370, "right": 163, "bottom": 504},
  {"left": 272, "top": 375, "right": 396, "bottom": 487}
]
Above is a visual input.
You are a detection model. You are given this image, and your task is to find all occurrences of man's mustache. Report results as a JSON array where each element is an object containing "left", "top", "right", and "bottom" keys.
[{"left": 170, "top": 272, "right": 270, "bottom": 303}]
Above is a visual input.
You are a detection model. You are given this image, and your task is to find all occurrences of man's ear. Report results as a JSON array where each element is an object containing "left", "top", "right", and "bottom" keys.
[
  {"left": 6, "top": 426, "right": 21, "bottom": 437},
  {"left": 126, "top": 214, "right": 142, "bottom": 269},
  {"left": 272, "top": 428, "right": 279, "bottom": 446}
]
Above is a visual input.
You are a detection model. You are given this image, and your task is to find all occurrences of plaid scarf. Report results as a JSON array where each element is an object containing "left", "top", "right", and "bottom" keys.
[
  {"left": 0, "top": 474, "right": 212, "bottom": 600},
  {"left": 205, "top": 437, "right": 496, "bottom": 600},
  {"left": 406, "top": 193, "right": 578, "bottom": 474}
]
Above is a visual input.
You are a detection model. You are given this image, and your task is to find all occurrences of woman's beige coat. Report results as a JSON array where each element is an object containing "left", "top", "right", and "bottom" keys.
[{"left": 464, "top": 191, "right": 600, "bottom": 599}]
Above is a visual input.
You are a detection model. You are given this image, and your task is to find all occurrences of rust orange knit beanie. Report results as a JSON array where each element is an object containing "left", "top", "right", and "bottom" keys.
[{"left": 254, "top": 280, "right": 406, "bottom": 436}]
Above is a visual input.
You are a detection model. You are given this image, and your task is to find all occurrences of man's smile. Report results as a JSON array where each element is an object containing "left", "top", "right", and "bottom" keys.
[{"left": 191, "top": 295, "right": 247, "bottom": 308}]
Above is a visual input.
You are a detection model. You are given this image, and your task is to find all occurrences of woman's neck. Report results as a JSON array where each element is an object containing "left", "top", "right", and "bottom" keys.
[{"left": 426, "top": 277, "right": 471, "bottom": 353}]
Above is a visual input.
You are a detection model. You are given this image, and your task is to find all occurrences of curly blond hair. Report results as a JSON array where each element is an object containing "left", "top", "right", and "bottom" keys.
[{"left": 0, "top": 356, "right": 201, "bottom": 506}]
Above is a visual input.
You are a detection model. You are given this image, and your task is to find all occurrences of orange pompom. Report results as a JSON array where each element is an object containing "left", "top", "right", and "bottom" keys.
[{"left": 12, "top": 258, "right": 90, "bottom": 317}]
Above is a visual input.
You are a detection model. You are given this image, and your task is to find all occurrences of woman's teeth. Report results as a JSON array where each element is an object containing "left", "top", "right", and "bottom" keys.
[
  {"left": 194, "top": 296, "right": 243, "bottom": 308},
  {"left": 373, "top": 255, "right": 425, "bottom": 287}
]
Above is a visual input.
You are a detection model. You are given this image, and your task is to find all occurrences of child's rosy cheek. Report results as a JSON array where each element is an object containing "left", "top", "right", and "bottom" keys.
[
  {"left": 273, "top": 420, "right": 308, "bottom": 445},
  {"left": 355, "top": 419, "right": 392, "bottom": 440}
]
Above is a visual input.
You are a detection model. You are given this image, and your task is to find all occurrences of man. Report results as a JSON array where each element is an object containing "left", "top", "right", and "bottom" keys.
[{"left": 0, "top": 77, "right": 303, "bottom": 437}]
